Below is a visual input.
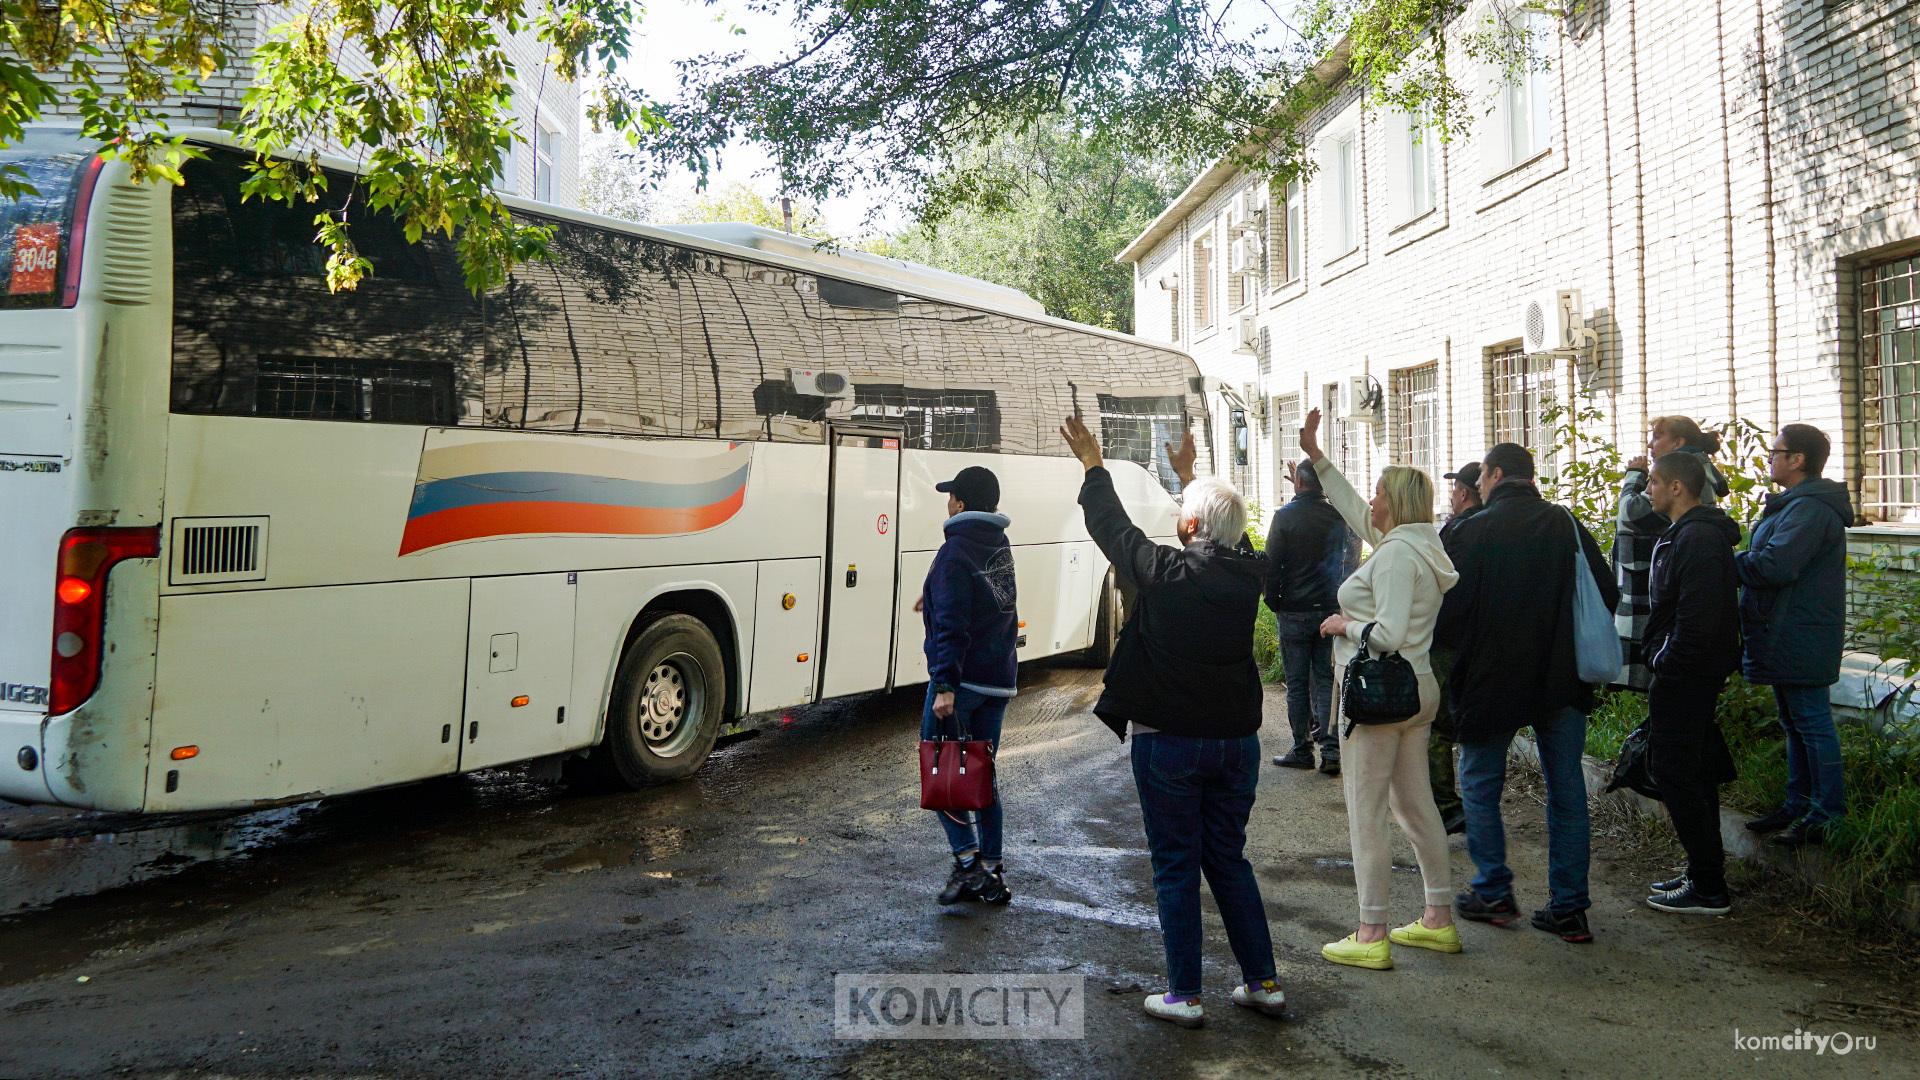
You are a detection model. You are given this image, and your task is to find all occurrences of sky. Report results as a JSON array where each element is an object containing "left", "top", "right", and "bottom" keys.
[{"left": 606, "top": 0, "right": 1298, "bottom": 238}]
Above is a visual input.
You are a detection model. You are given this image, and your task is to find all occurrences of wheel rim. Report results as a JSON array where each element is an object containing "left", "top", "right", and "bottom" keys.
[{"left": 637, "top": 651, "right": 707, "bottom": 758}]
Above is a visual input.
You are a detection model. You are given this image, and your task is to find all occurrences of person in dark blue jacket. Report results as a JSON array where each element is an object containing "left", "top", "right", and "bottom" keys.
[
  {"left": 919, "top": 465, "right": 1020, "bottom": 905},
  {"left": 1736, "top": 424, "right": 1852, "bottom": 847}
]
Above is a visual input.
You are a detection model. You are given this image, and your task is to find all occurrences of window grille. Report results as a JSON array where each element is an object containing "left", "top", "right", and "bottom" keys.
[
  {"left": 1861, "top": 256, "right": 1920, "bottom": 523},
  {"left": 1488, "top": 345, "right": 1554, "bottom": 456},
  {"left": 1097, "top": 394, "right": 1187, "bottom": 495},
  {"left": 1394, "top": 364, "right": 1441, "bottom": 488},
  {"left": 849, "top": 385, "right": 1001, "bottom": 452},
  {"left": 1321, "top": 382, "right": 1359, "bottom": 481},
  {"left": 254, "top": 357, "right": 454, "bottom": 425}
]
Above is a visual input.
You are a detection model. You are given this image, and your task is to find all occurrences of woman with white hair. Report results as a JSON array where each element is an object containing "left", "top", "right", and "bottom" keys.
[
  {"left": 1299, "top": 408, "right": 1463, "bottom": 970},
  {"left": 1060, "top": 412, "right": 1286, "bottom": 1029}
]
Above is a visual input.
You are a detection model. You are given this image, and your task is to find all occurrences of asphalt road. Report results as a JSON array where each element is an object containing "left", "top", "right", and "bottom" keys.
[{"left": 0, "top": 664, "right": 1913, "bottom": 1077}]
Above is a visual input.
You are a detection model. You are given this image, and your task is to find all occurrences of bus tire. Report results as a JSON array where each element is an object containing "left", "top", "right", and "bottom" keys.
[
  {"left": 597, "top": 613, "right": 728, "bottom": 787},
  {"left": 1082, "top": 571, "right": 1124, "bottom": 667}
]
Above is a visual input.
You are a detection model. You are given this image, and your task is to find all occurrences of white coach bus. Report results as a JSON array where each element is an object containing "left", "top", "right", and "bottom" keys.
[{"left": 0, "top": 128, "right": 1211, "bottom": 813}]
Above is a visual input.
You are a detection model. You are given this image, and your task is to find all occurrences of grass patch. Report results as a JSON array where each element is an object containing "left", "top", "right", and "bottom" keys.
[{"left": 1586, "top": 678, "right": 1920, "bottom": 935}]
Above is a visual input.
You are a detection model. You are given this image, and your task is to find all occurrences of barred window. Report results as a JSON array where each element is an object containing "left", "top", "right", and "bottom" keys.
[
  {"left": 1861, "top": 256, "right": 1920, "bottom": 523},
  {"left": 254, "top": 357, "right": 454, "bottom": 425},
  {"left": 1098, "top": 394, "right": 1187, "bottom": 495},
  {"left": 850, "top": 384, "right": 1001, "bottom": 452},
  {"left": 1321, "top": 382, "right": 1360, "bottom": 481},
  {"left": 1393, "top": 364, "right": 1441, "bottom": 494},
  {"left": 1488, "top": 344, "right": 1555, "bottom": 457}
]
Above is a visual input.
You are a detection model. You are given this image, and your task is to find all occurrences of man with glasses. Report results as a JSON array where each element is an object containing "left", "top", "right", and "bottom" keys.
[{"left": 1736, "top": 425, "right": 1852, "bottom": 846}]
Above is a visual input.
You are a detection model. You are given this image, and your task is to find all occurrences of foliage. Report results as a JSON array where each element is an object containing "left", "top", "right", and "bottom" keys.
[
  {"left": 1586, "top": 681, "right": 1920, "bottom": 936},
  {"left": 1848, "top": 546, "right": 1920, "bottom": 680},
  {"left": 662, "top": 181, "right": 830, "bottom": 239},
  {"left": 886, "top": 121, "right": 1189, "bottom": 332},
  {"left": 576, "top": 131, "right": 657, "bottom": 223},
  {"left": 1, "top": 0, "right": 1560, "bottom": 289}
]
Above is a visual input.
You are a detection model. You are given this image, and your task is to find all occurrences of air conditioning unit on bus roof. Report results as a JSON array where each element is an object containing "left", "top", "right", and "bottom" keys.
[{"left": 789, "top": 368, "right": 854, "bottom": 399}]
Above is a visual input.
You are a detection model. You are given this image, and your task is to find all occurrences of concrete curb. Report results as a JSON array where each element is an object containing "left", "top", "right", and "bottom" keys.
[{"left": 1508, "top": 734, "right": 1920, "bottom": 934}]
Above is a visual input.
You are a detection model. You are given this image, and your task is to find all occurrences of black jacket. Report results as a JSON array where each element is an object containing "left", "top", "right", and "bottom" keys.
[
  {"left": 1262, "top": 491, "right": 1359, "bottom": 614},
  {"left": 1736, "top": 478, "right": 1853, "bottom": 687},
  {"left": 1645, "top": 505, "right": 1744, "bottom": 680},
  {"left": 1078, "top": 467, "right": 1265, "bottom": 741},
  {"left": 920, "top": 512, "right": 1020, "bottom": 695},
  {"left": 1436, "top": 480, "right": 1622, "bottom": 742}
]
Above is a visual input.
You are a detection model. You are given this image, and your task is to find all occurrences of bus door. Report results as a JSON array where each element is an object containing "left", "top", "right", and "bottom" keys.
[{"left": 818, "top": 424, "right": 903, "bottom": 699}]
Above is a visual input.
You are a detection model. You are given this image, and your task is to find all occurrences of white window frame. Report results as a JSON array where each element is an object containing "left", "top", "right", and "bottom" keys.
[
  {"left": 1388, "top": 107, "right": 1440, "bottom": 223},
  {"left": 1319, "top": 125, "right": 1361, "bottom": 260},
  {"left": 534, "top": 123, "right": 557, "bottom": 203},
  {"left": 1268, "top": 178, "right": 1304, "bottom": 285},
  {"left": 1860, "top": 255, "right": 1920, "bottom": 523},
  {"left": 1192, "top": 227, "right": 1217, "bottom": 333},
  {"left": 1484, "top": 10, "right": 1557, "bottom": 175}
]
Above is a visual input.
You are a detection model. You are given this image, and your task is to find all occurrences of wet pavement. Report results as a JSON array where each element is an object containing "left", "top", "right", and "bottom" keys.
[{"left": 0, "top": 664, "right": 1914, "bottom": 1077}]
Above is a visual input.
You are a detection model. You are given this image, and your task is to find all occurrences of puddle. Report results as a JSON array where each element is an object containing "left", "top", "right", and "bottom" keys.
[
  {"left": 542, "top": 841, "right": 636, "bottom": 874},
  {"left": 0, "top": 804, "right": 312, "bottom": 912}
]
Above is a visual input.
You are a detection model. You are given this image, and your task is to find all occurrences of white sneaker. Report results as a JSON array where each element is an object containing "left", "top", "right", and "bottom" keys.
[
  {"left": 1142, "top": 992, "right": 1205, "bottom": 1028},
  {"left": 1231, "top": 980, "right": 1287, "bottom": 1016}
]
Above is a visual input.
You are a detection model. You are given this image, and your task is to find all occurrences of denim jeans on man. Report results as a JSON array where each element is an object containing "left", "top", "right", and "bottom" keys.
[
  {"left": 1130, "top": 732, "right": 1277, "bottom": 997},
  {"left": 1773, "top": 684, "right": 1846, "bottom": 825},
  {"left": 1278, "top": 610, "right": 1338, "bottom": 756},
  {"left": 922, "top": 684, "right": 1008, "bottom": 861},
  {"left": 1457, "top": 706, "right": 1591, "bottom": 914}
]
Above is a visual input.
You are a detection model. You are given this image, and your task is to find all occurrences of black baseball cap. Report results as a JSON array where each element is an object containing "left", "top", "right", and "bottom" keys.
[
  {"left": 1443, "top": 462, "right": 1483, "bottom": 488},
  {"left": 936, "top": 466, "right": 1000, "bottom": 511}
]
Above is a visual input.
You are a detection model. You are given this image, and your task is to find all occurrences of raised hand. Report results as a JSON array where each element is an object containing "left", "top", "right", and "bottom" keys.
[
  {"left": 1627, "top": 455, "right": 1649, "bottom": 473},
  {"left": 1165, "top": 426, "right": 1197, "bottom": 486},
  {"left": 1060, "top": 413, "right": 1103, "bottom": 470},
  {"left": 1300, "top": 407, "right": 1325, "bottom": 463}
]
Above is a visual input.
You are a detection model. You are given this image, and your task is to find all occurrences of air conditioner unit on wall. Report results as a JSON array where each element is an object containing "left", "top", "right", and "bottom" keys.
[
  {"left": 1521, "top": 287, "right": 1598, "bottom": 354},
  {"left": 1227, "top": 233, "right": 1263, "bottom": 278},
  {"left": 1243, "top": 384, "right": 1268, "bottom": 420},
  {"left": 1235, "top": 314, "right": 1258, "bottom": 353},
  {"left": 1341, "top": 375, "right": 1382, "bottom": 424},
  {"left": 788, "top": 367, "right": 854, "bottom": 399}
]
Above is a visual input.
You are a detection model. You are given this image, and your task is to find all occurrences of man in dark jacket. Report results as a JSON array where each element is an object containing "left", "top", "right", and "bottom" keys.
[
  {"left": 1737, "top": 424, "right": 1851, "bottom": 847},
  {"left": 1437, "top": 443, "right": 1620, "bottom": 944},
  {"left": 920, "top": 465, "right": 1020, "bottom": 906},
  {"left": 1059, "top": 412, "right": 1283, "bottom": 1029},
  {"left": 1428, "top": 462, "right": 1487, "bottom": 834},
  {"left": 1640, "top": 451, "right": 1744, "bottom": 915},
  {"left": 1263, "top": 458, "right": 1360, "bottom": 774}
]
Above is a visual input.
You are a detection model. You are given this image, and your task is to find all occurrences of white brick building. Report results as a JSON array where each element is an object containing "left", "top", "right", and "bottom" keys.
[
  {"left": 23, "top": 4, "right": 581, "bottom": 207},
  {"left": 1119, "top": 0, "right": 1919, "bottom": 548}
]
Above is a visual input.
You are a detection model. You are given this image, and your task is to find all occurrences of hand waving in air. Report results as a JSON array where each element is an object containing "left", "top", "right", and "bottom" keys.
[
  {"left": 1165, "top": 427, "right": 1197, "bottom": 487},
  {"left": 1300, "top": 407, "right": 1326, "bottom": 464},
  {"left": 1059, "top": 412, "right": 1103, "bottom": 470}
]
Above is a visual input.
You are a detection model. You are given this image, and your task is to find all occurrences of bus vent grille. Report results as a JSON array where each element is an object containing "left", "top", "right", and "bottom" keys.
[
  {"left": 99, "top": 183, "right": 157, "bottom": 306},
  {"left": 170, "top": 517, "right": 270, "bottom": 585}
]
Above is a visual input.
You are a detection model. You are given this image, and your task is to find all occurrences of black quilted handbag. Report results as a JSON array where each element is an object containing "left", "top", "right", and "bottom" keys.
[{"left": 1340, "top": 623, "right": 1422, "bottom": 735}]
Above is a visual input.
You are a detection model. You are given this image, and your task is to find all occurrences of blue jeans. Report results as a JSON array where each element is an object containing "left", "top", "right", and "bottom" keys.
[
  {"left": 1130, "top": 732, "right": 1276, "bottom": 997},
  {"left": 922, "top": 685, "right": 1008, "bottom": 862},
  {"left": 1278, "top": 610, "right": 1338, "bottom": 754},
  {"left": 1457, "top": 706, "right": 1591, "bottom": 915},
  {"left": 1773, "top": 684, "right": 1846, "bottom": 825}
]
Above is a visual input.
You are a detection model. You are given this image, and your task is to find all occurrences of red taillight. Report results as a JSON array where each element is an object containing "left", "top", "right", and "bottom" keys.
[
  {"left": 60, "top": 154, "right": 105, "bottom": 309},
  {"left": 49, "top": 526, "right": 159, "bottom": 715}
]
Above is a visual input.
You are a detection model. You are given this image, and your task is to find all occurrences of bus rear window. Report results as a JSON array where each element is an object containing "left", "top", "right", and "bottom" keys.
[{"left": 0, "top": 130, "right": 97, "bottom": 310}]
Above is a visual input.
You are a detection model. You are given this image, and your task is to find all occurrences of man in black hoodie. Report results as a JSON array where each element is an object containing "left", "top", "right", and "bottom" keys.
[
  {"left": 1641, "top": 451, "right": 1743, "bottom": 916},
  {"left": 1263, "top": 458, "right": 1359, "bottom": 774},
  {"left": 1060, "top": 412, "right": 1284, "bottom": 1029}
]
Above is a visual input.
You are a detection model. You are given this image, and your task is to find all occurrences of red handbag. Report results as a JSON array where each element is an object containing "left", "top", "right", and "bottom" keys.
[{"left": 919, "top": 716, "right": 996, "bottom": 812}]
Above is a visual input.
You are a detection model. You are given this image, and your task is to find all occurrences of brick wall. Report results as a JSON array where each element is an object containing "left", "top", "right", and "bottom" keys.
[{"left": 1129, "top": 0, "right": 1920, "bottom": 533}]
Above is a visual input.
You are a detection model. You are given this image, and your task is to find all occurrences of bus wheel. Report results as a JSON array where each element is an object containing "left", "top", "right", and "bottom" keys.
[
  {"left": 599, "top": 613, "right": 727, "bottom": 787},
  {"left": 1082, "top": 571, "right": 1124, "bottom": 667}
]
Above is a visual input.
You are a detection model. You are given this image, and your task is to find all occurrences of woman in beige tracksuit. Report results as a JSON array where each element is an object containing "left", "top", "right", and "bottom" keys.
[{"left": 1299, "top": 408, "right": 1462, "bottom": 970}]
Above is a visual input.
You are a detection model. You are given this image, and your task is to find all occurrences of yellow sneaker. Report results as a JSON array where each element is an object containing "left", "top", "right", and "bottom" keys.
[
  {"left": 1389, "top": 920, "right": 1464, "bottom": 954},
  {"left": 1321, "top": 934, "right": 1393, "bottom": 970}
]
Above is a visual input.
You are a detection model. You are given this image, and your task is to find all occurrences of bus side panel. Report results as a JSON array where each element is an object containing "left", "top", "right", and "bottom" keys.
[
  {"left": 748, "top": 558, "right": 822, "bottom": 715},
  {"left": 570, "top": 564, "right": 758, "bottom": 749},
  {"left": 144, "top": 579, "right": 467, "bottom": 811}
]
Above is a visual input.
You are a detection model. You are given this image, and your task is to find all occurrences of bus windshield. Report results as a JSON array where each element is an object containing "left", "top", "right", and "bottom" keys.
[{"left": 1, "top": 129, "right": 97, "bottom": 310}]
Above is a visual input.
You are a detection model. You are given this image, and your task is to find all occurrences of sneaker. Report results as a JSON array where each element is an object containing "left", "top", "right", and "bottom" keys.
[
  {"left": 1649, "top": 874, "right": 1688, "bottom": 894},
  {"left": 1318, "top": 754, "right": 1342, "bottom": 777},
  {"left": 1770, "top": 818, "right": 1829, "bottom": 848},
  {"left": 1273, "top": 748, "right": 1315, "bottom": 769},
  {"left": 974, "top": 864, "right": 1013, "bottom": 905},
  {"left": 1322, "top": 933, "right": 1393, "bottom": 970},
  {"left": 1231, "top": 980, "right": 1287, "bottom": 1017},
  {"left": 1530, "top": 907, "right": 1594, "bottom": 943},
  {"left": 1647, "top": 884, "right": 1731, "bottom": 915},
  {"left": 1744, "top": 806, "right": 1800, "bottom": 834},
  {"left": 1388, "top": 920, "right": 1463, "bottom": 954},
  {"left": 1143, "top": 992, "right": 1205, "bottom": 1028},
  {"left": 1455, "top": 889, "right": 1519, "bottom": 926},
  {"left": 937, "top": 856, "right": 986, "bottom": 905}
]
